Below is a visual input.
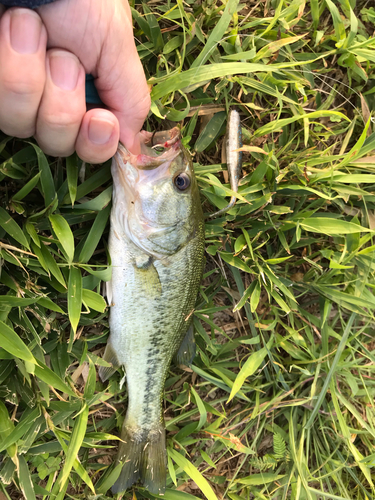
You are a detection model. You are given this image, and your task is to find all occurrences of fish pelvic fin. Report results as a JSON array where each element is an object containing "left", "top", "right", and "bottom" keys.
[
  {"left": 112, "top": 423, "right": 166, "bottom": 495},
  {"left": 98, "top": 342, "right": 121, "bottom": 382},
  {"left": 174, "top": 323, "right": 196, "bottom": 366}
]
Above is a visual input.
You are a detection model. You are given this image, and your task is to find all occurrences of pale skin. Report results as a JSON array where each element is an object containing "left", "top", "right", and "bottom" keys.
[{"left": 0, "top": 0, "right": 151, "bottom": 162}]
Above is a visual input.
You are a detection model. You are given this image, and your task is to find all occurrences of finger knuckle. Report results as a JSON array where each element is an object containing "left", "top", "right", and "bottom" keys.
[
  {"left": 1, "top": 77, "right": 43, "bottom": 98},
  {"left": 41, "top": 111, "right": 83, "bottom": 130}
]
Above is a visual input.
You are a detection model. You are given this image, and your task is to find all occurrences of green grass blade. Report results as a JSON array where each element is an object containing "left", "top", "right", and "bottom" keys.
[
  {"left": 29, "top": 143, "right": 56, "bottom": 207},
  {"left": 66, "top": 153, "right": 78, "bottom": 206},
  {"left": 18, "top": 455, "right": 36, "bottom": 500},
  {"left": 78, "top": 203, "right": 111, "bottom": 263},
  {"left": 168, "top": 448, "right": 217, "bottom": 500},
  {"left": 68, "top": 266, "right": 82, "bottom": 334},
  {"left": 305, "top": 313, "right": 356, "bottom": 429},
  {"left": 227, "top": 340, "right": 271, "bottom": 402},
  {"left": 191, "top": 0, "right": 240, "bottom": 69},
  {"left": 49, "top": 214, "right": 75, "bottom": 263},
  {"left": 0, "top": 207, "right": 29, "bottom": 249},
  {"left": 0, "top": 321, "right": 35, "bottom": 364},
  {"left": 59, "top": 404, "right": 89, "bottom": 490}
]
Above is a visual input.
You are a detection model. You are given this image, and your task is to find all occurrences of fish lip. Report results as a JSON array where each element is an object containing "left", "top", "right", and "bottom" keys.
[{"left": 118, "top": 127, "right": 182, "bottom": 171}]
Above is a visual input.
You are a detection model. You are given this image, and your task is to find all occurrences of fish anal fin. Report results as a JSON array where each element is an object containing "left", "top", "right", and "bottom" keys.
[
  {"left": 98, "top": 342, "right": 121, "bottom": 382},
  {"left": 174, "top": 323, "right": 196, "bottom": 366},
  {"left": 111, "top": 424, "right": 166, "bottom": 495}
]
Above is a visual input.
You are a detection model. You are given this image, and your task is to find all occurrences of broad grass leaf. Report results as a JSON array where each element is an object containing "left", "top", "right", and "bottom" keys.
[
  {"left": 253, "top": 34, "right": 307, "bottom": 62},
  {"left": 54, "top": 425, "right": 95, "bottom": 493},
  {"left": 83, "top": 358, "right": 96, "bottom": 400},
  {"left": 163, "top": 35, "right": 183, "bottom": 55},
  {"left": 190, "top": 386, "right": 207, "bottom": 430},
  {"left": 81, "top": 265, "right": 111, "bottom": 281},
  {"left": 254, "top": 110, "right": 350, "bottom": 137},
  {"left": 142, "top": 3, "right": 163, "bottom": 50},
  {"left": 66, "top": 153, "right": 78, "bottom": 205},
  {"left": 167, "top": 454, "right": 177, "bottom": 486},
  {"left": 219, "top": 251, "right": 252, "bottom": 273},
  {"left": 59, "top": 404, "right": 89, "bottom": 489},
  {"left": 168, "top": 448, "right": 217, "bottom": 500},
  {"left": 151, "top": 62, "right": 275, "bottom": 100},
  {"left": 233, "top": 280, "right": 257, "bottom": 312},
  {"left": 237, "top": 76, "right": 298, "bottom": 105},
  {"left": 62, "top": 162, "right": 111, "bottom": 204},
  {"left": 0, "top": 321, "right": 35, "bottom": 364},
  {"left": 26, "top": 222, "right": 40, "bottom": 247},
  {"left": 37, "top": 295, "right": 64, "bottom": 314},
  {"left": 95, "top": 462, "right": 123, "bottom": 494},
  {"left": 36, "top": 242, "right": 66, "bottom": 287},
  {"left": 194, "top": 112, "right": 226, "bottom": 152},
  {"left": 332, "top": 174, "right": 375, "bottom": 183},
  {"left": 0, "top": 296, "right": 41, "bottom": 307},
  {"left": 250, "top": 281, "right": 261, "bottom": 313},
  {"left": 191, "top": 0, "right": 240, "bottom": 68},
  {"left": 221, "top": 48, "right": 256, "bottom": 61},
  {"left": 235, "top": 473, "right": 285, "bottom": 485},
  {"left": 12, "top": 172, "right": 41, "bottom": 202},
  {"left": 34, "top": 361, "right": 75, "bottom": 397},
  {"left": 300, "top": 218, "right": 372, "bottom": 235},
  {"left": 18, "top": 455, "right": 36, "bottom": 500},
  {"left": 30, "top": 143, "right": 55, "bottom": 207},
  {"left": 72, "top": 185, "right": 112, "bottom": 211},
  {"left": 49, "top": 214, "right": 75, "bottom": 263},
  {"left": 82, "top": 289, "right": 107, "bottom": 313},
  {"left": 228, "top": 340, "right": 272, "bottom": 402},
  {"left": 68, "top": 267, "right": 82, "bottom": 334},
  {"left": 0, "top": 207, "right": 29, "bottom": 249},
  {"left": 78, "top": 204, "right": 111, "bottom": 263},
  {"left": 0, "top": 407, "right": 40, "bottom": 453},
  {"left": 325, "top": 0, "right": 346, "bottom": 43},
  {"left": 0, "top": 401, "right": 17, "bottom": 460}
]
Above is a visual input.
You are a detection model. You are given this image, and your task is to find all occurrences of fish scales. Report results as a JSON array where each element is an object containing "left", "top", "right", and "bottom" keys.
[{"left": 100, "top": 129, "right": 205, "bottom": 494}]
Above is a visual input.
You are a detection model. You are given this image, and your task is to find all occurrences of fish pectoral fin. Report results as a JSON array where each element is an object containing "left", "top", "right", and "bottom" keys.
[
  {"left": 134, "top": 261, "right": 162, "bottom": 298},
  {"left": 173, "top": 323, "right": 196, "bottom": 366},
  {"left": 98, "top": 342, "right": 122, "bottom": 382}
]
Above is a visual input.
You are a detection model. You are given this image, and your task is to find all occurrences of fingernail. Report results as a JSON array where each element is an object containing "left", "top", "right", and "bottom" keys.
[
  {"left": 88, "top": 118, "right": 115, "bottom": 145},
  {"left": 10, "top": 9, "right": 42, "bottom": 54},
  {"left": 49, "top": 52, "right": 80, "bottom": 91}
]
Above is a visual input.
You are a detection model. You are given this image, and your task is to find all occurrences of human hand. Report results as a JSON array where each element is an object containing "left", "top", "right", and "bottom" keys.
[{"left": 0, "top": 0, "right": 150, "bottom": 162}]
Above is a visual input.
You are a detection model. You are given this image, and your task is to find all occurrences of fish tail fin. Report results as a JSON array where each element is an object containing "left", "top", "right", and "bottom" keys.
[{"left": 112, "top": 423, "right": 166, "bottom": 495}]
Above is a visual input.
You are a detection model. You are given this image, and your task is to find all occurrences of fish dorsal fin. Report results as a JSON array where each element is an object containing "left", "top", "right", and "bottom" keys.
[
  {"left": 174, "top": 323, "right": 196, "bottom": 366},
  {"left": 98, "top": 342, "right": 122, "bottom": 382}
]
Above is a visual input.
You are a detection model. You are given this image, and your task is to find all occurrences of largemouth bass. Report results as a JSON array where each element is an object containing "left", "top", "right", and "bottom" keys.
[{"left": 99, "top": 128, "right": 205, "bottom": 494}]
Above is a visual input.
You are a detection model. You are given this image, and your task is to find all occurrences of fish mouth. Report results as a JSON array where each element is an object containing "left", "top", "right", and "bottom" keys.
[{"left": 117, "top": 127, "right": 182, "bottom": 171}]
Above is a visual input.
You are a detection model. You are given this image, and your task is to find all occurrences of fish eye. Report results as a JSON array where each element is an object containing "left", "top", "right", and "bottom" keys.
[{"left": 174, "top": 173, "right": 190, "bottom": 191}]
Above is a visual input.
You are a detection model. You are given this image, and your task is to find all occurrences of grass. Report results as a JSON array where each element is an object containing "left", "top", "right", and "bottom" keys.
[{"left": 1, "top": 0, "right": 375, "bottom": 498}]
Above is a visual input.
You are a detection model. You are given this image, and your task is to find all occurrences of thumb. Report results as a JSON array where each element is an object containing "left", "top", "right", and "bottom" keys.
[{"left": 94, "top": 10, "right": 150, "bottom": 154}]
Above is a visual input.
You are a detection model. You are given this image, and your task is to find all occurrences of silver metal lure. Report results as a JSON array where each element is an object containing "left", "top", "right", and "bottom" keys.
[{"left": 210, "top": 109, "right": 243, "bottom": 218}]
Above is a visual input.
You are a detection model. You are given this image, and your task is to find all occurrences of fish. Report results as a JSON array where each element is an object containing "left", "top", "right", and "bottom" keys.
[
  {"left": 99, "top": 128, "right": 205, "bottom": 494},
  {"left": 209, "top": 108, "right": 243, "bottom": 217}
]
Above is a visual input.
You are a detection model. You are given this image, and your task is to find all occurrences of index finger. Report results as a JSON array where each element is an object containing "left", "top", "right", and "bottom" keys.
[{"left": 94, "top": 7, "right": 151, "bottom": 154}]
